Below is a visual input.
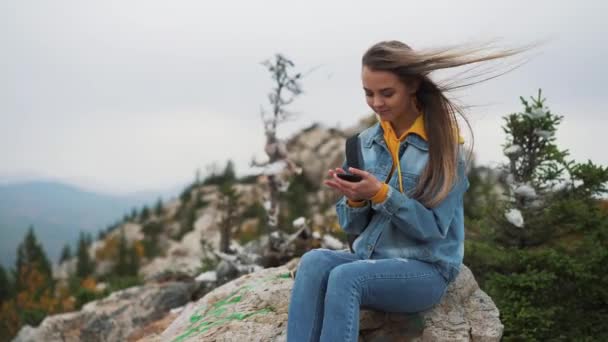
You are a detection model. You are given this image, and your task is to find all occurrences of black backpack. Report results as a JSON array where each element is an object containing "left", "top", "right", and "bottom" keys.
[{"left": 344, "top": 133, "right": 371, "bottom": 253}]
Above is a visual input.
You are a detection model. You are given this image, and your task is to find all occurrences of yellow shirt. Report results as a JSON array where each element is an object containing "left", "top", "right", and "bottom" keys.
[
  {"left": 347, "top": 113, "right": 464, "bottom": 207},
  {"left": 369, "top": 114, "right": 428, "bottom": 204},
  {"left": 348, "top": 114, "right": 427, "bottom": 207}
]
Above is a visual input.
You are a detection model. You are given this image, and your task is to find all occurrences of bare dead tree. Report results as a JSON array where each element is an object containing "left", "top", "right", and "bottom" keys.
[{"left": 251, "top": 54, "right": 305, "bottom": 235}]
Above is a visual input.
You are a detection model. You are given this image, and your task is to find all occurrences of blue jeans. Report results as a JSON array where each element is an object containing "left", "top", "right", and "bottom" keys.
[{"left": 286, "top": 248, "right": 448, "bottom": 342}]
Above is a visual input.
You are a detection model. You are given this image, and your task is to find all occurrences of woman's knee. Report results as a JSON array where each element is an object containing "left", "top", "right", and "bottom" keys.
[
  {"left": 299, "top": 248, "right": 329, "bottom": 269},
  {"left": 327, "top": 262, "right": 362, "bottom": 288}
]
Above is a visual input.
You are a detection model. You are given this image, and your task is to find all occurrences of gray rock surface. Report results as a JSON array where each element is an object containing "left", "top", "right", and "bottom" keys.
[
  {"left": 151, "top": 259, "right": 503, "bottom": 342},
  {"left": 13, "top": 281, "right": 197, "bottom": 342}
]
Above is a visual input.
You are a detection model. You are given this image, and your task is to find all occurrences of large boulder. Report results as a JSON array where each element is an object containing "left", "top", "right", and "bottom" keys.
[
  {"left": 13, "top": 281, "right": 197, "bottom": 342},
  {"left": 149, "top": 258, "right": 503, "bottom": 342},
  {"left": 287, "top": 124, "right": 346, "bottom": 188}
]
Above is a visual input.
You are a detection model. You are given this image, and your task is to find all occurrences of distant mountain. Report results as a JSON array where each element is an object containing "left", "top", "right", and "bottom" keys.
[{"left": 0, "top": 180, "right": 183, "bottom": 268}]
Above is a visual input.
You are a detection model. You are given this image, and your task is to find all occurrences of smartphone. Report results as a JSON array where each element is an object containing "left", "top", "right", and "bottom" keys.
[{"left": 336, "top": 173, "right": 362, "bottom": 182}]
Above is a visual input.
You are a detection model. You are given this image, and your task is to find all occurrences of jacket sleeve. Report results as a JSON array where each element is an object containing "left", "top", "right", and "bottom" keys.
[
  {"left": 335, "top": 160, "right": 372, "bottom": 235},
  {"left": 371, "top": 156, "right": 469, "bottom": 242}
]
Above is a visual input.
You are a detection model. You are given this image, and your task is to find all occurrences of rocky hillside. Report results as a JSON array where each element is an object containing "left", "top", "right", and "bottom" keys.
[
  {"left": 53, "top": 118, "right": 372, "bottom": 283},
  {"left": 13, "top": 115, "right": 505, "bottom": 341}
]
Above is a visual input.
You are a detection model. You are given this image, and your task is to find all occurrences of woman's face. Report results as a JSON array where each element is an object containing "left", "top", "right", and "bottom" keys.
[{"left": 361, "top": 65, "right": 417, "bottom": 123}]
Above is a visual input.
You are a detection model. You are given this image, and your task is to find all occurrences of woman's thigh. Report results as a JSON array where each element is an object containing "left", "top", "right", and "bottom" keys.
[
  {"left": 296, "top": 248, "right": 360, "bottom": 275},
  {"left": 329, "top": 258, "right": 447, "bottom": 313}
]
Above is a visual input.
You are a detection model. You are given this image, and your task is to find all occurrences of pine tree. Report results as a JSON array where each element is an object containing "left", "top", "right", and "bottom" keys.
[
  {"left": 130, "top": 207, "right": 138, "bottom": 220},
  {"left": 154, "top": 197, "right": 163, "bottom": 216},
  {"left": 59, "top": 244, "right": 72, "bottom": 264},
  {"left": 140, "top": 205, "right": 150, "bottom": 221},
  {"left": 76, "top": 231, "right": 94, "bottom": 278},
  {"left": 218, "top": 181, "right": 240, "bottom": 253},
  {"left": 495, "top": 89, "right": 608, "bottom": 247},
  {"left": 222, "top": 160, "right": 236, "bottom": 184},
  {"left": 14, "top": 226, "right": 52, "bottom": 291},
  {"left": 465, "top": 89, "right": 608, "bottom": 340},
  {"left": 0, "top": 264, "right": 11, "bottom": 302},
  {"left": 127, "top": 244, "right": 139, "bottom": 276},
  {"left": 114, "top": 229, "right": 138, "bottom": 277},
  {"left": 180, "top": 186, "right": 192, "bottom": 203}
]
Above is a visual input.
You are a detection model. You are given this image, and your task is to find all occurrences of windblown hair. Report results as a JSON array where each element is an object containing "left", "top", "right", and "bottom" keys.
[{"left": 362, "top": 40, "right": 532, "bottom": 207}]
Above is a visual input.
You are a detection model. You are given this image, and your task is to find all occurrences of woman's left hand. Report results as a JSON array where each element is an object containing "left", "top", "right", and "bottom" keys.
[{"left": 323, "top": 167, "right": 383, "bottom": 201}]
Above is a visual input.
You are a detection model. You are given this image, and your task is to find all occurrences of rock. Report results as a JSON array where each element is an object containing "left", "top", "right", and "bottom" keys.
[
  {"left": 13, "top": 281, "right": 197, "bottom": 342},
  {"left": 152, "top": 260, "right": 503, "bottom": 342},
  {"left": 321, "top": 234, "right": 344, "bottom": 250},
  {"left": 53, "top": 258, "right": 77, "bottom": 280},
  {"left": 140, "top": 209, "right": 219, "bottom": 282},
  {"left": 195, "top": 270, "right": 217, "bottom": 283},
  {"left": 110, "top": 223, "right": 144, "bottom": 244},
  {"left": 141, "top": 254, "right": 203, "bottom": 283},
  {"left": 287, "top": 124, "right": 346, "bottom": 188},
  {"left": 215, "top": 260, "right": 239, "bottom": 285},
  {"left": 131, "top": 311, "right": 180, "bottom": 342}
]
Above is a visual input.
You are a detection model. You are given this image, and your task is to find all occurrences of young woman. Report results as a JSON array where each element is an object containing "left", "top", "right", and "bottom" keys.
[{"left": 286, "top": 40, "right": 526, "bottom": 342}]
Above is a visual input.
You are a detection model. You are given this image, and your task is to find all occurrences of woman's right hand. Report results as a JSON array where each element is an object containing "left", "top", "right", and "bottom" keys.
[{"left": 324, "top": 167, "right": 382, "bottom": 201}]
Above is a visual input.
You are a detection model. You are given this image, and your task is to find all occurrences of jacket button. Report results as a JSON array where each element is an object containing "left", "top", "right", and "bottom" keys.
[{"left": 367, "top": 244, "right": 373, "bottom": 251}]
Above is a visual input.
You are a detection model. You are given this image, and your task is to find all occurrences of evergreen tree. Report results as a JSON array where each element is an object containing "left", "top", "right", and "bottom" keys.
[
  {"left": 142, "top": 221, "right": 162, "bottom": 258},
  {"left": 114, "top": 229, "right": 138, "bottom": 277},
  {"left": 463, "top": 159, "right": 505, "bottom": 229},
  {"left": 218, "top": 181, "right": 240, "bottom": 253},
  {"left": 127, "top": 244, "right": 139, "bottom": 276},
  {"left": 222, "top": 160, "right": 236, "bottom": 183},
  {"left": 140, "top": 205, "right": 150, "bottom": 221},
  {"left": 180, "top": 186, "right": 192, "bottom": 203},
  {"left": 177, "top": 206, "right": 197, "bottom": 240},
  {"left": 201, "top": 160, "right": 237, "bottom": 186},
  {"left": 76, "top": 231, "right": 94, "bottom": 278},
  {"left": 495, "top": 89, "right": 607, "bottom": 246},
  {"left": 465, "top": 90, "right": 608, "bottom": 340},
  {"left": 154, "top": 197, "right": 163, "bottom": 216},
  {"left": 130, "top": 207, "right": 138, "bottom": 220},
  {"left": 0, "top": 264, "right": 11, "bottom": 302},
  {"left": 59, "top": 244, "right": 72, "bottom": 264},
  {"left": 193, "top": 190, "right": 208, "bottom": 209},
  {"left": 14, "top": 226, "right": 52, "bottom": 291},
  {"left": 115, "top": 229, "right": 128, "bottom": 276},
  {"left": 10, "top": 227, "right": 58, "bottom": 329}
]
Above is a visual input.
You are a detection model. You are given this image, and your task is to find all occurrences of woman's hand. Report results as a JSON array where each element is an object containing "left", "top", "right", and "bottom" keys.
[{"left": 323, "top": 167, "right": 383, "bottom": 201}]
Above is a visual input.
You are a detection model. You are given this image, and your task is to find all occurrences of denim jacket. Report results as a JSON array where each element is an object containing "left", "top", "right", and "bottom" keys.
[{"left": 336, "top": 122, "right": 469, "bottom": 283}]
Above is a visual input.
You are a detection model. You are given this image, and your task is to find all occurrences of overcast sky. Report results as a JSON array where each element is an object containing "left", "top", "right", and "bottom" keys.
[{"left": 1, "top": 0, "right": 606, "bottom": 195}]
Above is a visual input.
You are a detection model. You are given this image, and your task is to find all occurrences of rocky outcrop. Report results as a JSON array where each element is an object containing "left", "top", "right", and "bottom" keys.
[
  {"left": 148, "top": 258, "right": 503, "bottom": 342},
  {"left": 13, "top": 281, "right": 197, "bottom": 342},
  {"left": 286, "top": 116, "right": 375, "bottom": 189}
]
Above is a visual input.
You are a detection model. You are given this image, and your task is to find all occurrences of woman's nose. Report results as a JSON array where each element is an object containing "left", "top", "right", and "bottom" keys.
[{"left": 372, "top": 96, "right": 384, "bottom": 107}]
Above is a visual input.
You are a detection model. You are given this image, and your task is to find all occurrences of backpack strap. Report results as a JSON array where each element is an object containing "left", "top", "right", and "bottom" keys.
[
  {"left": 345, "top": 133, "right": 362, "bottom": 171},
  {"left": 344, "top": 133, "right": 361, "bottom": 253}
]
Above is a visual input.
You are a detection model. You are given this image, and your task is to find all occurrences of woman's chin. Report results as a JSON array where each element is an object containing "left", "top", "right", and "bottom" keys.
[{"left": 377, "top": 111, "right": 392, "bottom": 120}]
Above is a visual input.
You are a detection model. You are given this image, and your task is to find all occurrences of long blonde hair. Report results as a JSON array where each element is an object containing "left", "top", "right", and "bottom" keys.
[{"left": 362, "top": 40, "right": 533, "bottom": 207}]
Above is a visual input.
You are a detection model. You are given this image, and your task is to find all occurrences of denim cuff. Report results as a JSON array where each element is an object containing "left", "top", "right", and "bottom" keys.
[
  {"left": 338, "top": 196, "right": 370, "bottom": 213},
  {"left": 371, "top": 186, "right": 406, "bottom": 216}
]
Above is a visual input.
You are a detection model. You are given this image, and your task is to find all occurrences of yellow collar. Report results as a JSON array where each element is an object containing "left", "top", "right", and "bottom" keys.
[
  {"left": 377, "top": 114, "right": 427, "bottom": 193},
  {"left": 378, "top": 114, "right": 465, "bottom": 145},
  {"left": 379, "top": 113, "right": 427, "bottom": 143}
]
